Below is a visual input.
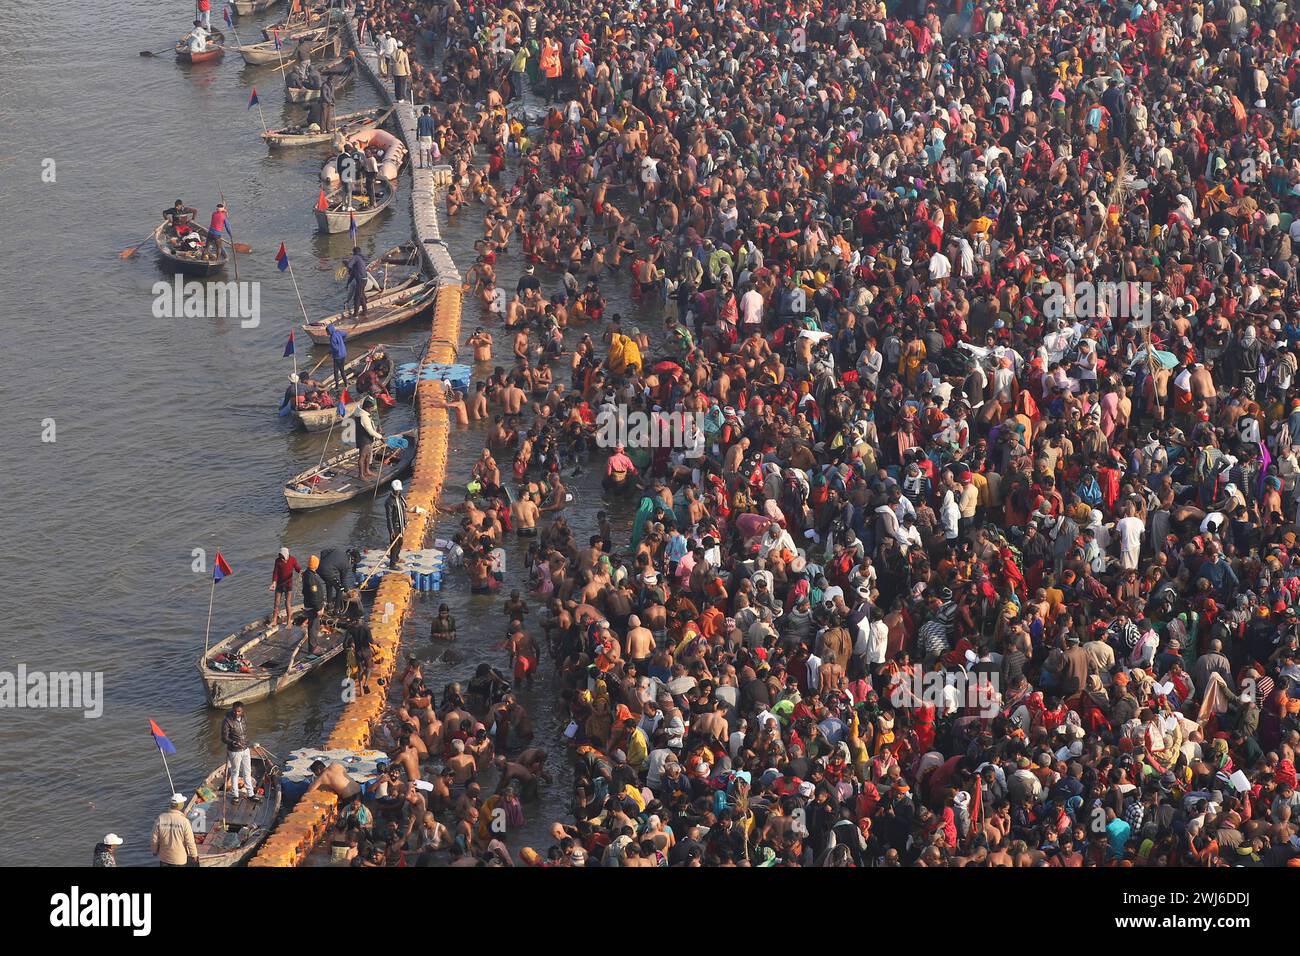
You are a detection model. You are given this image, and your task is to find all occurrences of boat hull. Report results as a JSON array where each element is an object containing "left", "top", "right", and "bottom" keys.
[
  {"left": 182, "top": 754, "right": 282, "bottom": 866},
  {"left": 200, "top": 644, "right": 346, "bottom": 706},
  {"left": 231, "top": 0, "right": 279, "bottom": 15},
  {"left": 176, "top": 44, "right": 226, "bottom": 64}
]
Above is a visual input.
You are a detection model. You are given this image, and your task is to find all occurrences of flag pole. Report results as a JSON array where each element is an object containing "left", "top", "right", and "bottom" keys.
[
  {"left": 203, "top": 571, "right": 217, "bottom": 659},
  {"left": 156, "top": 735, "right": 177, "bottom": 795},
  {"left": 255, "top": 94, "right": 269, "bottom": 134},
  {"left": 286, "top": 254, "right": 312, "bottom": 327}
]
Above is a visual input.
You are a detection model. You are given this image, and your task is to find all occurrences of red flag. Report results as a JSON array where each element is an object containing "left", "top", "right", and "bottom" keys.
[
  {"left": 213, "top": 551, "right": 234, "bottom": 582},
  {"left": 340, "top": 388, "right": 351, "bottom": 405},
  {"left": 316, "top": 189, "right": 329, "bottom": 212},
  {"left": 970, "top": 775, "right": 983, "bottom": 825}
]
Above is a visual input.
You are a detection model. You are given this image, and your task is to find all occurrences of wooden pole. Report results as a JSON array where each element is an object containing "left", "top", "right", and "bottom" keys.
[{"left": 203, "top": 573, "right": 218, "bottom": 659}]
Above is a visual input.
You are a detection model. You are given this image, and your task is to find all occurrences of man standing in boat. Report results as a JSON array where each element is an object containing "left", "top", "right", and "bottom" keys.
[
  {"left": 326, "top": 321, "right": 348, "bottom": 391},
  {"left": 268, "top": 546, "right": 301, "bottom": 626},
  {"left": 319, "top": 73, "right": 336, "bottom": 133},
  {"left": 336, "top": 143, "right": 359, "bottom": 212},
  {"left": 206, "top": 202, "right": 227, "bottom": 261},
  {"left": 220, "top": 702, "right": 258, "bottom": 801},
  {"left": 355, "top": 394, "right": 383, "bottom": 481},
  {"left": 301, "top": 555, "right": 327, "bottom": 653},
  {"left": 344, "top": 246, "right": 371, "bottom": 320}
]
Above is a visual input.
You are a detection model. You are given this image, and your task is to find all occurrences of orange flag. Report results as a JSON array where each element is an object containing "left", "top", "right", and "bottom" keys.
[{"left": 316, "top": 189, "right": 328, "bottom": 212}]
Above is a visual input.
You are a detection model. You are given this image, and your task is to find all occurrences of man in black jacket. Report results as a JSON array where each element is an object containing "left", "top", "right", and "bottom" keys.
[
  {"left": 221, "top": 703, "right": 257, "bottom": 800},
  {"left": 301, "top": 555, "right": 327, "bottom": 652}
]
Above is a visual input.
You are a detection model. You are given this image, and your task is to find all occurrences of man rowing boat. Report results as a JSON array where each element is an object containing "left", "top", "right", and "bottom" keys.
[{"left": 206, "top": 202, "right": 227, "bottom": 260}]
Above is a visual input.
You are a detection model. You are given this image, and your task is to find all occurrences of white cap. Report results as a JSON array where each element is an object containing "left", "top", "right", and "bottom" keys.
[
  {"left": 391, "top": 479, "right": 403, "bottom": 492},
  {"left": 289, "top": 373, "right": 300, "bottom": 383},
  {"left": 104, "top": 833, "right": 124, "bottom": 846},
  {"left": 170, "top": 793, "right": 186, "bottom": 806},
  {"left": 279, "top": 547, "right": 290, "bottom": 559}
]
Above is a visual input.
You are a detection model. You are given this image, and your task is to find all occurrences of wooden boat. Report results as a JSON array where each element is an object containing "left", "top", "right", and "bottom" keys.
[
  {"left": 239, "top": 26, "right": 339, "bottom": 66},
  {"left": 181, "top": 746, "right": 282, "bottom": 866},
  {"left": 283, "top": 428, "right": 418, "bottom": 511},
  {"left": 262, "top": 106, "right": 392, "bottom": 149},
  {"left": 175, "top": 32, "right": 226, "bottom": 64},
  {"left": 197, "top": 605, "right": 347, "bottom": 706},
  {"left": 305, "top": 277, "right": 438, "bottom": 343},
  {"left": 154, "top": 220, "right": 228, "bottom": 276},
  {"left": 314, "top": 176, "right": 394, "bottom": 234},
  {"left": 289, "top": 344, "right": 397, "bottom": 432},
  {"left": 285, "top": 60, "right": 355, "bottom": 103},
  {"left": 262, "top": 7, "right": 340, "bottom": 40},
  {"left": 230, "top": 0, "right": 280, "bottom": 16}
]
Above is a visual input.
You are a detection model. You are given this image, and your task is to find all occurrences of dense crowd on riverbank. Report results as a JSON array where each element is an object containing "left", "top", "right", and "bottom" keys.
[{"left": 332, "top": 0, "right": 1300, "bottom": 867}]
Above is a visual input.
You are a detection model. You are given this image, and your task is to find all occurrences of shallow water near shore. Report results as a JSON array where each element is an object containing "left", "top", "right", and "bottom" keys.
[{"left": 0, "top": 1, "right": 657, "bottom": 865}]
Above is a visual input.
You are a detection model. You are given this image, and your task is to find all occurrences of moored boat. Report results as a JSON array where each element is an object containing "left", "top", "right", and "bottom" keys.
[
  {"left": 175, "top": 33, "right": 226, "bottom": 64},
  {"left": 180, "top": 747, "right": 282, "bottom": 866},
  {"left": 262, "top": 7, "right": 340, "bottom": 40},
  {"left": 239, "top": 26, "right": 339, "bottom": 66},
  {"left": 304, "top": 277, "right": 438, "bottom": 343},
  {"left": 154, "top": 219, "right": 228, "bottom": 276},
  {"left": 285, "top": 59, "right": 355, "bottom": 103},
  {"left": 197, "top": 606, "right": 347, "bottom": 706},
  {"left": 286, "top": 344, "right": 397, "bottom": 431},
  {"left": 261, "top": 106, "right": 392, "bottom": 148},
  {"left": 283, "top": 429, "right": 418, "bottom": 511},
  {"left": 314, "top": 177, "right": 394, "bottom": 234},
  {"left": 230, "top": 0, "right": 280, "bottom": 16}
]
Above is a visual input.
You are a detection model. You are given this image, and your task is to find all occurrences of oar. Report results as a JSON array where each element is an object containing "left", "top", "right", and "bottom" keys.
[
  {"left": 120, "top": 230, "right": 156, "bottom": 259},
  {"left": 140, "top": 45, "right": 176, "bottom": 57}
]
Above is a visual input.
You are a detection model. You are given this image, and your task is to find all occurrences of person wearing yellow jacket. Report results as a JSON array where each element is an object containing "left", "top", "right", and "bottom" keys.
[{"left": 607, "top": 331, "right": 642, "bottom": 375}]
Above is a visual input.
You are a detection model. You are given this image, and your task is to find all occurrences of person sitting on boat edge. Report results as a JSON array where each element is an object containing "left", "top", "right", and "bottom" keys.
[{"left": 163, "top": 199, "right": 197, "bottom": 231}]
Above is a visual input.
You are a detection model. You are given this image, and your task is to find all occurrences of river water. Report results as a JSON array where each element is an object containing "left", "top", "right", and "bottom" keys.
[{"left": 0, "top": 1, "right": 655, "bottom": 865}]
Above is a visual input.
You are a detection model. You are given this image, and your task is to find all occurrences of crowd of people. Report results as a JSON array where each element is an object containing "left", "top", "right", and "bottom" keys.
[{"left": 337, "top": 0, "right": 1300, "bottom": 866}]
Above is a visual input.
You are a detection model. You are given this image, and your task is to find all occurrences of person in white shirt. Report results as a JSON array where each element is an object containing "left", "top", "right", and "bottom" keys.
[{"left": 1116, "top": 506, "right": 1145, "bottom": 569}]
